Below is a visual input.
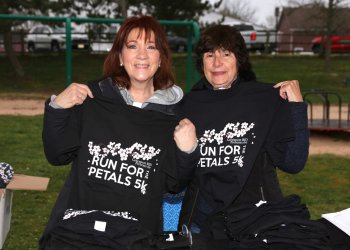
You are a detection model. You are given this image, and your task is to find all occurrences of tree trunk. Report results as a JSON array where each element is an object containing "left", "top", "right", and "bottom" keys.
[
  {"left": 4, "top": 29, "right": 25, "bottom": 77},
  {"left": 120, "top": 0, "right": 128, "bottom": 19},
  {"left": 324, "top": 0, "right": 334, "bottom": 72}
]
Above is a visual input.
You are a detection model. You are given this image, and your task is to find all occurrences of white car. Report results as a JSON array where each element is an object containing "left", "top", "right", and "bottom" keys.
[
  {"left": 25, "top": 25, "right": 90, "bottom": 52},
  {"left": 233, "top": 24, "right": 277, "bottom": 53}
]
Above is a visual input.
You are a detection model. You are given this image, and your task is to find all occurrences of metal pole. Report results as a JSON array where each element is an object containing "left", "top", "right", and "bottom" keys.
[
  {"left": 186, "top": 27, "right": 193, "bottom": 92},
  {"left": 192, "top": 21, "right": 200, "bottom": 90},
  {"left": 65, "top": 17, "right": 72, "bottom": 85}
]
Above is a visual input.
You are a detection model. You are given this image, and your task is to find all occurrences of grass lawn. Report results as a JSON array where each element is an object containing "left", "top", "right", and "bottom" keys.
[
  {"left": 0, "top": 53, "right": 350, "bottom": 102},
  {"left": 252, "top": 54, "right": 350, "bottom": 104},
  {"left": 0, "top": 54, "right": 350, "bottom": 248},
  {"left": 0, "top": 116, "right": 70, "bottom": 249},
  {"left": 278, "top": 155, "right": 350, "bottom": 218}
]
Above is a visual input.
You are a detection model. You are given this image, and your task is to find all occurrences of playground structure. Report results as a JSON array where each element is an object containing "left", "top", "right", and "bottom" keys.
[{"left": 303, "top": 89, "right": 350, "bottom": 131}]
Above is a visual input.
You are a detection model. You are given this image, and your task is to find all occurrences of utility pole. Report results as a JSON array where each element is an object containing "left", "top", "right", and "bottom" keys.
[{"left": 274, "top": 7, "right": 279, "bottom": 52}]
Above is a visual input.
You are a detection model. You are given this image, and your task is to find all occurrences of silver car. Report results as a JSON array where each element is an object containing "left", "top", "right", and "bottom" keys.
[{"left": 25, "top": 25, "right": 90, "bottom": 52}]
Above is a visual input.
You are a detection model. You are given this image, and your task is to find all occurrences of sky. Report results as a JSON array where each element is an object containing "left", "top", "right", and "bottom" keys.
[
  {"left": 217, "top": 0, "right": 289, "bottom": 27},
  {"left": 250, "top": 0, "right": 286, "bottom": 26}
]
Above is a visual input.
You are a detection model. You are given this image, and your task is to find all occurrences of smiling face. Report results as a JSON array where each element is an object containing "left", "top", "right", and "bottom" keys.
[
  {"left": 119, "top": 28, "right": 160, "bottom": 87},
  {"left": 202, "top": 48, "right": 238, "bottom": 90}
]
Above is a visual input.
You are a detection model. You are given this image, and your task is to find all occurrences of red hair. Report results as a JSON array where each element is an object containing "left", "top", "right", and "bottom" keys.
[{"left": 103, "top": 16, "right": 174, "bottom": 90}]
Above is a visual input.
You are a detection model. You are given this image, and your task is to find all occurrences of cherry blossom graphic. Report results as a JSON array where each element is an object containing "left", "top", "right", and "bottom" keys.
[
  {"left": 88, "top": 141, "right": 161, "bottom": 161},
  {"left": 63, "top": 208, "right": 138, "bottom": 221},
  {"left": 199, "top": 122, "right": 255, "bottom": 146}
]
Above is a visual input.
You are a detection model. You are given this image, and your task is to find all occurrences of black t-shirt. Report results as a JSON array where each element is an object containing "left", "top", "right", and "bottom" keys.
[
  {"left": 48, "top": 82, "right": 179, "bottom": 235},
  {"left": 177, "top": 80, "right": 294, "bottom": 214}
]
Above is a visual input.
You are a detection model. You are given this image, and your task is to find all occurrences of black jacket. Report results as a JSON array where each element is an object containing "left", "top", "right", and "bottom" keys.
[
  {"left": 177, "top": 77, "right": 309, "bottom": 231},
  {"left": 40, "top": 78, "right": 186, "bottom": 249}
]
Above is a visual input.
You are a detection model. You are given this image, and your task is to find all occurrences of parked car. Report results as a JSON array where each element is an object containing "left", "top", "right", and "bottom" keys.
[
  {"left": 25, "top": 25, "right": 90, "bottom": 52},
  {"left": 233, "top": 24, "right": 277, "bottom": 53},
  {"left": 311, "top": 35, "right": 350, "bottom": 54},
  {"left": 89, "top": 24, "right": 118, "bottom": 53},
  {"left": 166, "top": 32, "right": 189, "bottom": 53}
]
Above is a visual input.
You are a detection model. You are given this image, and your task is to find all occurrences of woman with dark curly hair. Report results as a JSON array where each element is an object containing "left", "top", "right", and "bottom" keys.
[{"left": 175, "top": 25, "right": 332, "bottom": 250}]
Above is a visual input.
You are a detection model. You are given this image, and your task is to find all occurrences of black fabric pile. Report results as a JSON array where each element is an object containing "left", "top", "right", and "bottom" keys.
[
  {"left": 45, "top": 209, "right": 194, "bottom": 250},
  {"left": 207, "top": 195, "right": 331, "bottom": 250},
  {"left": 0, "top": 162, "right": 14, "bottom": 188},
  {"left": 46, "top": 210, "right": 153, "bottom": 250}
]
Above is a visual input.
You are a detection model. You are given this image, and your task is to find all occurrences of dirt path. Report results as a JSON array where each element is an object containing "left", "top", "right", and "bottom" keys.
[
  {"left": 0, "top": 98, "right": 45, "bottom": 116},
  {"left": 309, "top": 132, "right": 350, "bottom": 156},
  {"left": 1, "top": 98, "right": 349, "bottom": 157}
]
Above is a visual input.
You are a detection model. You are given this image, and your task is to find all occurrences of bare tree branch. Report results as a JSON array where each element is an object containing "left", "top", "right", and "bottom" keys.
[{"left": 218, "top": 0, "right": 257, "bottom": 23}]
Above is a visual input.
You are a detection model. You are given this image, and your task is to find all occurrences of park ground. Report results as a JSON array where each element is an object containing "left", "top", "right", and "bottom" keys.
[{"left": 1, "top": 96, "right": 350, "bottom": 157}]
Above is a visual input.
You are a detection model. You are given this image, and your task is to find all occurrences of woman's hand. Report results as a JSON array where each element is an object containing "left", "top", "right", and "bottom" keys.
[
  {"left": 174, "top": 118, "right": 197, "bottom": 153},
  {"left": 54, "top": 83, "right": 94, "bottom": 109},
  {"left": 274, "top": 80, "right": 303, "bottom": 102}
]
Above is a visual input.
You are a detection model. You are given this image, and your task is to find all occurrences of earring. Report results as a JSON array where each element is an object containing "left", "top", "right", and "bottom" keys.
[
  {"left": 158, "top": 63, "right": 160, "bottom": 68},
  {"left": 120, "top": 63, "right": 123, "bottom": 67}
]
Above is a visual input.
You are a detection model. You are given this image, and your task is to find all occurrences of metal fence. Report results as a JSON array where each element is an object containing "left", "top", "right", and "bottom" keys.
[
  {"left": 0, "top": 29, "right": 330, "bottom": 56},
  {"left": 0, "top": 14, "right": 200, "bottom": 90}
]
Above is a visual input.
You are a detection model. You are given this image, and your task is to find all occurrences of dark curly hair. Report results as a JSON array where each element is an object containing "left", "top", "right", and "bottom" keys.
[{"left": 196, "top": 25, "right": 256, "bottom": 81}]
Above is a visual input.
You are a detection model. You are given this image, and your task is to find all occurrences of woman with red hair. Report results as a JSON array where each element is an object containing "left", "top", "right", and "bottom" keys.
[{"left": 39, "top": 16, "right": 196, "bottom": 249}]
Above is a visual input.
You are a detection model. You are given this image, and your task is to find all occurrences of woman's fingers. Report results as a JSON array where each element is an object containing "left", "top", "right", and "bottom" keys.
[
  {"left": 174, "top": 118, "right": 197, "bottom": 152},
  {"left": 274, "top": 80, "right": 303, "bottom": 102},
  {"left": 53, "top": 83, "right": 93, "bottom": 108}
]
